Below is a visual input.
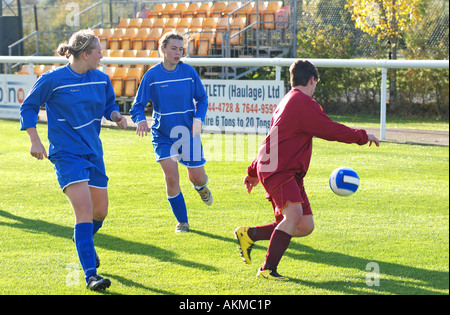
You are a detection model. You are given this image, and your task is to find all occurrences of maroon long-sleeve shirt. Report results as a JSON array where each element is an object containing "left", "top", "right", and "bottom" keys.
[{"left": 248, "top": 88, "right": 368, "bottom": 194}]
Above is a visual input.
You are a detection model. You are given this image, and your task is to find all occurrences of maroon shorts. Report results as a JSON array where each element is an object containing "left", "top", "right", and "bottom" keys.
[{"left": 265, "top": 176, "right": 312, "bottom": 223}]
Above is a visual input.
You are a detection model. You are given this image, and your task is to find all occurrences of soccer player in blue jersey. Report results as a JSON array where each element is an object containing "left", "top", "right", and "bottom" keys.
[
  {"left": 20, "top": 29, "right": 127, "bottom": 291},
  {"left": 130, "top": 32, "right": 212, "bottom": 233}
]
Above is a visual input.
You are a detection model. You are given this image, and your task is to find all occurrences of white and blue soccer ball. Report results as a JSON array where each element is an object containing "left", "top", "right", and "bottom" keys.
[{"left": 329, "top": 167, "right": 360, "bottom": 197}]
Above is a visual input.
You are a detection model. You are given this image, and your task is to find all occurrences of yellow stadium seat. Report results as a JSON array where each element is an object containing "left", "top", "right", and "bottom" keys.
[
  {"left": 104, "top": 66, "right": 115, "bottom": 80},
  {"left": 145, "top": 28, "right": 163, "bottom": 50},
  {"left": 149, "top": 50, "right": 159, "bottom": 58},
  {"left": 17, "top": 64, "right": 32, "bottom": 75},
  {"left": 263, "top": 1, "right": 282, "bottom": 29},
  {"left": 98, "top": 28, "right": 114, "bottom": 49},
  {"left": 186, "top": 29, "right": 200, "bottom": 55},
  {"left": 164, "top": 17, "right": 179, "bottom": 30},
  {"left": 151, "top": 17, "right": 166, "bottom": 29},
  {"left": 101, "top": 49, "right": 111, "bottom": 57},
  {"left": 128, "top": 18, "right": 143, "bottom": 29},
  {"left": 140, "top": 18, "right": 153, "bottom": 29},
  {"left": 214, "top": 17, "right": 229, "bottom": 45},
  {"left": 161, "top": 28, "right": 176, "bottom": 39},
  {"left": 149, "top": 4, "right": 164, "bottom": 18},
  {"left": 171, "top": 3, "right": 188, "bottom": 18},
  {"left": 198, "top": 31, "right": 214, "bottom": 56},
  {"left": 135, "top": 50, "right": 151, "bottom": 72},
  {"left": 109, "top": 49, "right": 124, "bottom": 58},
  {"left": 160, "top": 3, "right": 176, "bottom": 19},
  {"left": 109, "top": 29, "right": 126, "bottom": 50},
  {"left": 189, "top": 17, "right": 203, "bottom": 29},
  {"left": 235, "top": 2, "right": 252, "bottom": 19},
  {"left": 211, "top": 2, "right": 227, "bottom": 18},
  {"left": 223, "top": 2, "right": 240, "bottom": 16},
  {"left": 124, "top": 67, "right": 143, "bottom": 96},
  {"left": 202, "top": 17, "right": 218, "bottom": 30},
  {"left": 176, "top": 27, "right": 189, "bottom": 35},
  {"left": 92, "top": 28, "right": 102, "bottom": 37},
  {"left": 33, "top": 65, "right": 48, "bottom": 76},
  {"left": 136, "top": 49, "right": 150, "bottom": 58},
  {"left": 123, "top": 50, "right": 137, "bottom": 68},
  {"left": 116, "top": 19, "right": 130, "bottom": 29},
  {"left": 183, "top": 3, "right": 199, "bottom": 18},
  {"left": 120, "top": 28, "right": 138, "bottom": 50},
  {"left": 111, "top": 67, "right": 128, "bottom": 96},
  {"left": 108, "top": 49, "right": 124, "bottom": 68},
  {"left": 196, "top": 2, "right": 212, "bottom": 18},
  {"left": 230, "top": 17, "right": 246, "bottom": 44},
  {"left": 249, "top": 1, "right": 267, "bottom": 29},
  {"left": 176, "top": 17, "right": 192, "bottom": 29},
  {"left": 132, "top": 28, "right": 151, "bottom": 50}
]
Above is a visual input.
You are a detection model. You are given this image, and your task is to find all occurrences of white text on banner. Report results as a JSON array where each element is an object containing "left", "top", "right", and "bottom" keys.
[
  {"left": 0, "top": 74, "right": 37, "bottom": 119},
  {"left": 202, "top": 80, "right": 285, "bottom": 134}
]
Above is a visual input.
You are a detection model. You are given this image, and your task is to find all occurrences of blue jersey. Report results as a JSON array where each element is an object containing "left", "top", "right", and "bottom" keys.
[
  {"left": 20, "top": 64, "right": 119, "bottom": 157},
  {"left": 130, "top": 62, "right": 208, "bottom": 140}
]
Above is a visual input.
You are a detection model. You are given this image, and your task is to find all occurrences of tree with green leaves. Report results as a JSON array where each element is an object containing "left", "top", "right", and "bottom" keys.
[{"left": 345, "top": 0, "right": 425, "bottom": 107}]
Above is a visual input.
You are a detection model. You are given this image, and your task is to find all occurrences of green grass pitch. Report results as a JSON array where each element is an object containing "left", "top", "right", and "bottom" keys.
[{"left": 0, "top": 118, "right": 448, "bottom": 295}]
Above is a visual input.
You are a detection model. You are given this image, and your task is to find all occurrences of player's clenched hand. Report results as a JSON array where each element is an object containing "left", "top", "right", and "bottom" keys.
[
  {"left": 244, "top": 175, "right": 259, "bottom": 193},
  {"left": 30, "top": 140, "right": 47, "bottom": 160},
  {"left": 136, "top": 120, "right": 150, "bottom": 137},
  {"left": 26, "top": 127, "right": 47, "bottom": 160},
  {"left": 113, "top": 113, "right": 128, "bottom": 129}
]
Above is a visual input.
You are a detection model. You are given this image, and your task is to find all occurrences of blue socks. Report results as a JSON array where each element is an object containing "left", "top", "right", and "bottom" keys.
[
  {"left": 93, "top": 219, "right": 103, "bottom": 236},
  {"left": 168, "top": 192, "right": 188, "bottom": 223},
  {"left": 74, "top": 222, "right": 97, "bottom": 283}
]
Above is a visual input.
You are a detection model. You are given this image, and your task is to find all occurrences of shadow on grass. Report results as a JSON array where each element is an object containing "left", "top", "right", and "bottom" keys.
[
  {"left": 0, "top": 209, "right": 217, "bottom": 294},
  {"left": 100, "top": 273, "right": 175, "bottom": 295},
  {"left": 190, "top": 229, "right": 449, "bottom": 295},
  {"left": 287, "top": 241, "right": 448, "bottom": 295},
  {"left": 2, "top": 210, "right": 447, "bottom": 295}
]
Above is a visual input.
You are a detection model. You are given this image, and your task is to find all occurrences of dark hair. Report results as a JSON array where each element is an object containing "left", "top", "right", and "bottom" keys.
[
  {"left": 158, "top": 32, "right": 186, "bottom": 51},
  {"left": 56, "top": 29, "right": 98, "bottom": 59},
  {"left": 289, "top": 60, "right": 320, "bottom": 87}
]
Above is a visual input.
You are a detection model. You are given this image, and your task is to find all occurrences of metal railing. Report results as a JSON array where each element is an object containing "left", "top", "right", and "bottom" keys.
[{"left": 0, "top": 55, "right": 448, "bottom": 139}]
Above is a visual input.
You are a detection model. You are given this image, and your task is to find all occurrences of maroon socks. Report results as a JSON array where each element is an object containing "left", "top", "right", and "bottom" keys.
[
  {"left": 247, "top": 222, "right": 292, "bottom": 271},
  {"left": 263, "top": 229, "right": 292, "bottom": 271},
  {"left": 247, "top": 222, "right": 278, "bottom": 242}
]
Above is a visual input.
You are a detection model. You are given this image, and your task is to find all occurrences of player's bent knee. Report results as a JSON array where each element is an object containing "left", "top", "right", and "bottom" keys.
[
  {"left": 293, "top": 216, "right": 314, "bottom": 237},
  {"left": 94, "top": 207, "right": 108, "bottom": 221},
  {"left": 187, "top": 169, "right": 207, "bottom": 186}
]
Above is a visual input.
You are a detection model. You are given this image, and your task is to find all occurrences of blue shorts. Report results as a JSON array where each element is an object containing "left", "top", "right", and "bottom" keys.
[
  {"left": 152, "top": 128, "right": 206, "bottom": 168},
  {"left": 49, "top": 151, "right": 108, "bottom": 191}
]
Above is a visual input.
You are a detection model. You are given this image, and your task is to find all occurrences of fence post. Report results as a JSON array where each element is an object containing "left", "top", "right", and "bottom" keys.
[
  {"left": 380, "top": 67, "right": 388, "bottom": 140},
  {"left": 276, "top": 65, "right": 281, "bottom": 81}
]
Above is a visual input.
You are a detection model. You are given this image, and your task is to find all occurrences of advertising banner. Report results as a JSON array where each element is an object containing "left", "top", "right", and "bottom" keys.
[
  {"left": 202, "top": 80, "right": 285, "bottom": 134},
  {"left": 0, "top": 74, "right": 37, "bottom": 119},
  {"left": 0, "top": 75, "right": 285, "bottom": 135}
]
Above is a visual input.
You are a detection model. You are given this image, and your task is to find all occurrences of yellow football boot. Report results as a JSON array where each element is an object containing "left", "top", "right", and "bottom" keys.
[
  {"left": 256, "top": 268, "right": 288, "bottom": 281},
  {"left": 234, "top": 226, "right": 254, "bottom": 264}
]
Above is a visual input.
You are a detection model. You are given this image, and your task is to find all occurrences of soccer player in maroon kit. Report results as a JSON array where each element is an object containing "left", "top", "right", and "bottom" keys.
[{"left": 235, "top": 60, "right": 380, "bottom": 280}]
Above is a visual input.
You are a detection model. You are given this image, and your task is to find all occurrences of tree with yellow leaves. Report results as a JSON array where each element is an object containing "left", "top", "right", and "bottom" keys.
[{"left": 345, "top": 0, "right": 425, "bottom": 107}]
